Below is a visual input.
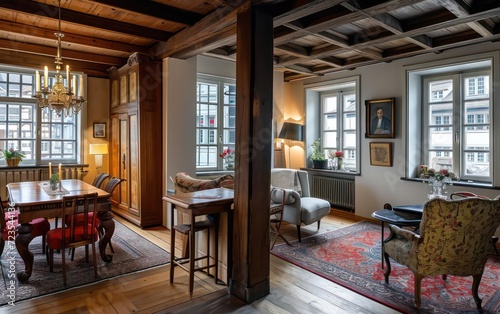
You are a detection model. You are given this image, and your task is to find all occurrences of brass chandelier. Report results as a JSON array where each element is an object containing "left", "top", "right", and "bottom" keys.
[{"left": 33, "top": 0, "right": 85, "bottom": 116}]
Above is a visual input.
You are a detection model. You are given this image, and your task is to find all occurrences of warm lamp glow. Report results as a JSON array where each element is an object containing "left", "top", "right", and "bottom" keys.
[
  {"left": 89, "top": 144, "right": 108, "bottom": 155},
  {"left": 89, "top": 144, "right": 108, "bottom": 170}
]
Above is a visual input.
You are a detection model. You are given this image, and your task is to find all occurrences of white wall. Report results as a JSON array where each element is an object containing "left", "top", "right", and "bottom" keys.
[
  {"left": 162, "top": 57, "right": 197, "bottom": 226},
  {"left": 85, "top": 77, "right": 109, "bottom": 184},
  {"left": 283, "top": 41, "right": 500, "bottom": 225}
]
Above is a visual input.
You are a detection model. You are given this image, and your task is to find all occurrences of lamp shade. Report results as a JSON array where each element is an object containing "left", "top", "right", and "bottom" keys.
[
  {"left": 89, "top": 143, "right": 108, "bottom": 155},
  {"left": 278, "top": 122, "right": 303, "bottom": 141}
]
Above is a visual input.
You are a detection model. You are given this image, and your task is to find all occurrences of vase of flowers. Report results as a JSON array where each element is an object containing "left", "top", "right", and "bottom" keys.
[
  {"left": 329, "top": 151, "right": 344, "bottom": 170},
  {"left": 220, "top": 148, "right": 235, "bottom": 170},
  {"left": 3, "top": 148, "right": 26, "bottom": 167},
  {"left": 423, "top": 168, "right": 456, "bottom": 200}
]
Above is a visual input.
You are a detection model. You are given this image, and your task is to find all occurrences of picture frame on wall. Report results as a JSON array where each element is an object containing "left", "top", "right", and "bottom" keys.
[
  {"left": 93, "top": 123, "right": 106, "bottom": 138},
  {"left": 369, "top": 142, "right": 393, "bottom": 167},
  {"left": 365, "top": 97, "right": 395, "bottom": 138}
]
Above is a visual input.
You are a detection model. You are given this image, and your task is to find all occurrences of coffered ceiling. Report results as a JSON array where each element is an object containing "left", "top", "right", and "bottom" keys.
[{"left": 0, "top": 0, "right": 499, "bottom": 81}]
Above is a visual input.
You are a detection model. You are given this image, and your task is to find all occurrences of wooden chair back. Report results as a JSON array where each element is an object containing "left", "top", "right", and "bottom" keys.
[
  {"left": 104, "top": 177, "right": 126, "bottom": 194},
  {"left": 62, "top": 193, "right": 99, "bottom": 248},
  {"left": 92, "top": 173, "right": 110, "bottom": 188}
]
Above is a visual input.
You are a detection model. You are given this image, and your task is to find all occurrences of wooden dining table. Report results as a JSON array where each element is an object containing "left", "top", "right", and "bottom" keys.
[{"left": 7, "top": 179, "right": 114, "bottom": 282}]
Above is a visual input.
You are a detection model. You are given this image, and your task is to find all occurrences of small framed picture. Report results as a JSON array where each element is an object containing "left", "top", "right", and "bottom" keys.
[
  {"left": 366, "top": 97, "right": 395, "bottom": 138},
  {"left": 369, "top": 142, "right": 393, "bottom": 167},
  {"left": 93, "top": 122, "right": 106, "bottom": 138}
]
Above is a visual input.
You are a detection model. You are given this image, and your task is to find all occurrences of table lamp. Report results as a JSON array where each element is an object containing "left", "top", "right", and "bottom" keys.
[
  {"left": 89, "top": 143, "right": 108, "bottom": 173},
  {"left": 278, "top": 122, "right": 303, "bottom": 168}
]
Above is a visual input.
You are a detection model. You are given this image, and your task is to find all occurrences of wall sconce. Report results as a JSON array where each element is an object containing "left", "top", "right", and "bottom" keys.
[
  {"left": 278, "top": 122, "right": 303, "bottom": 168},
  {"left": 89, "top": 143, "right": 108, "bottom": 172}
]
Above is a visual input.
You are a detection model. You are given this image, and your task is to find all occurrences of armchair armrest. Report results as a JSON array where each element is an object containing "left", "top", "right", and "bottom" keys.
[
  {"left": 389, "top": 224, "right": 420, "bottom": 241},
  {"left": 270, "top": 188, "right": 299, "bottom": 205}
]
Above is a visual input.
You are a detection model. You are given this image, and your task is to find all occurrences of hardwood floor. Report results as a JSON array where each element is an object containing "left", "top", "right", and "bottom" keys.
[{"left": 0, "top": 210, "right": 400, "bottom": 314}]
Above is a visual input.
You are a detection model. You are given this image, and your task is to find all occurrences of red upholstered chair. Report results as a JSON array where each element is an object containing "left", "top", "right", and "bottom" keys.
[
  {"left": 46, "top": 193, "right": 99, "bottom": 286},
  {"left": 0, "top": 196, "right": 50, "bottom": 255},
  {"left": 65, "top": 177, "right": 125, "bottom": 259}
]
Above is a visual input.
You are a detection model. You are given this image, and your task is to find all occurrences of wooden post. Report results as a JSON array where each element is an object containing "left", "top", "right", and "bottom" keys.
[{"left": 230, "top": 3, "right": 274, "bottom": 303}]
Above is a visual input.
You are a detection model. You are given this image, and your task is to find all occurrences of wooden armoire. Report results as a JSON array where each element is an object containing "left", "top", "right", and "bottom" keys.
[{"left": 107, "top": 53, "right": 163, "bottom": 227}]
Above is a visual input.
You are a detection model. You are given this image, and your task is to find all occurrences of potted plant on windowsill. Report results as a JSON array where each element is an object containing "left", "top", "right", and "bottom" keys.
[
  {"left": 3, "top": 148, "right": 26, "bottom": 167},
  {"left": 310, "top": 138, "right": 328, "bottom": 169}
]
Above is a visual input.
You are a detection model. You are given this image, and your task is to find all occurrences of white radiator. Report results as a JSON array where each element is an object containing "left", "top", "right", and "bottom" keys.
[
  {"left": 0, "top": 166, "right": 88, "bottom": 200},
  {"left": 311, "top": 176, "right": 355, "bottom": 211}
]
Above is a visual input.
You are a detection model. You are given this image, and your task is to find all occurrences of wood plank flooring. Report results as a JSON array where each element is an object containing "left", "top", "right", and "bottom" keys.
[{"left": 0, "top": 210, "right": 400, "bottom": 314}]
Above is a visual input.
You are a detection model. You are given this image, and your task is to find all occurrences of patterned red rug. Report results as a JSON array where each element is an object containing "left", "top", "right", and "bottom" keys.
[{"left": 271, "top": 221, "right": 500, "bottom": 313}]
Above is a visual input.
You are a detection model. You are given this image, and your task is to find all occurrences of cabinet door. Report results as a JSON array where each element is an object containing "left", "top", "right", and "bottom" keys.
[
  {"left": 110, "top": 115, "right": 120, "bottom": 206},
  {"left": 119, "top": 114, "right": 129, "bottom": 210},
  {"left": 128, "top": 113, "right": 140, "bottom": 215}
]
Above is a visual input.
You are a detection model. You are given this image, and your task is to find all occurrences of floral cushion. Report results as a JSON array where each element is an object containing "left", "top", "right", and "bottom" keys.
[{"left": 174, "top": 172, "right": 234, "bottom": 193}]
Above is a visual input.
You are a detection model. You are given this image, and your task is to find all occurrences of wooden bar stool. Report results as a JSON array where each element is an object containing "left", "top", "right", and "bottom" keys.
[{"left": 170, "top": 217, "right": 219, "bottom": 295}]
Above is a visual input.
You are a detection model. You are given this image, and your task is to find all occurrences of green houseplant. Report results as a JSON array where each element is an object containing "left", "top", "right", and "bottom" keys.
[
  {"left": 49, "top": 173, "right": 60, "bottom": 190},
  {"left": 3, "top": 147, "right": 26, "bottom": 167},
  {"left": 310, "top": 138, "right": 328, "bottom": 169}
]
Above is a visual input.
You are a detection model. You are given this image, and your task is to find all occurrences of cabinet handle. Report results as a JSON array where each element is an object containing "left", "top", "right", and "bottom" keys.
[{"left": 122, "top": 153, "right": 126, "bottom": 169}]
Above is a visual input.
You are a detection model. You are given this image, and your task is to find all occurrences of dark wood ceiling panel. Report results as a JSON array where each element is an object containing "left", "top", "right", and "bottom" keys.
[{"left": 0, "top": 0, "right": 497, "bottom": 80}]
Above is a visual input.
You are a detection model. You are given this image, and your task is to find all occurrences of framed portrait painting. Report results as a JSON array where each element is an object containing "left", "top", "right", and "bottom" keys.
[
  {"left": 369, "top": 142, "right": 393, "bottom": 167},
  {"left": 365, "top": 97, "right": 395, "bottom": 138},
  {"left": 93, "top": 122, "right": 106, "bottom": 138}
]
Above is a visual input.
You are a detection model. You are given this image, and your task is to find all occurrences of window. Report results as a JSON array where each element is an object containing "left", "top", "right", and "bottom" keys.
[
  {"left": 196, "top": 75, "right": 236, "bottom": 171},
  {"left": 321, "top": 90, "right": 357, "bottom": 171},
  {"left": 0, "top": 67, "right": 80, "bottom": 165},
  {"left": 305, "top": 76, "right": 360, "bottom": 173},
  {"left": 423, "top": 70, "right": 491, "bottom": 180},
  {"left": 406, "top": 55, "right": 497, "bottom": 185}
]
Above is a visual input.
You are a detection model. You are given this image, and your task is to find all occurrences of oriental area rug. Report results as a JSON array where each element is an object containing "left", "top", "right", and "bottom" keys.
[
  {"left": 271, "top": 221, "right": 500, "bottom": 314},
  {"left": 0, "top": 220, "right": 170, "bottom": 306}
]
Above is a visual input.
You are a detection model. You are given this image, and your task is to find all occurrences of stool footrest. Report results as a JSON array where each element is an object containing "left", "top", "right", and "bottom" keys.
[{"left": 173, "top": 220, "right": 212, "bottom": 234}]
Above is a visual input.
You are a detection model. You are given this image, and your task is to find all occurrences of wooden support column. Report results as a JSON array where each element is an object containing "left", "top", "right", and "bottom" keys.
[{"left": 230, "top": 2, "right": 274, "bottom": 303}]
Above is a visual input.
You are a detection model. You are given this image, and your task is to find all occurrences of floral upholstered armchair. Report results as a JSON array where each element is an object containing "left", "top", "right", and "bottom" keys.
[{"left": 383, "top": 197, "right": 500, "bottom": 310}]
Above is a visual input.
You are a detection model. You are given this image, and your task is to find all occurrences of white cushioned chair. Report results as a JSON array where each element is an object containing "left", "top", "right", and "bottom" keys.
[{"left": 270, "top": 168, "right": 331, "bottom": 242}]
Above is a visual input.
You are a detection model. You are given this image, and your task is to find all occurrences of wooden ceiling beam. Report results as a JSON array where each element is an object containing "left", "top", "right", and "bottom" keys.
[
  {"left": 270, "top": 0, "right": 345, "bottom": 26},
  {"left": 0, "top": 19, "right": 148, "bottom": 55},
  {"left": 0, "top": 39, "right": 126, "bottom": 66},
  {"left": 0, "top": 0, "right": 173, "bottom": 41},
  {"left": 0, "top": 50, "right": 110, "bottom": 78},
  {"left": 151, "top": 4, "right": 245, "bottom": 59},
  {"left": 88, "top": 0, "right": 203, "bottom": 26},
  {"left": 440, "top": 0, "right": 495, "bottom": 37}
]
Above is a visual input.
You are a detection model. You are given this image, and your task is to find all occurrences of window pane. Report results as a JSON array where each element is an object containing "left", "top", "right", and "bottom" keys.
[
  {"left": 323, "top": 114, "right": 337, "bottom": 130},
  {"left": 343, "top": 113, "right": 356, "bottom": 130},
  {"left": 464, "top": 128, "right": 489, "bottom": 150},
  {"left": 323, "top": 96, "right": 337, "bottom": 112},
  {"left": 323, "top": 131, "right": 336, "bottom": 148},
  {"left": 428, "top": 127, "right": 453, "bottom": 149},
  {"left": 428, "top": 79, "right": 452, "bottom": 102},
  {"left": 428, "top": 102, "right": 452, "bottom": 125},
  {"left": 343, "top": 93, "right": 356, "bottom": 111},
  {"left": 0, "top": 83, "right": 6, "bottom": 97},
  {"left": 463, "top": 152, "right": 489, "bottom": 177},
  {"left": 343, "top": 131, "right": 356, "bottom": 149},
  {"left": 428, "top": 152, "right": 453, "bottom": 171},
  {"left": 21, "top": 140, "right": 33, "bottom": 159}
]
